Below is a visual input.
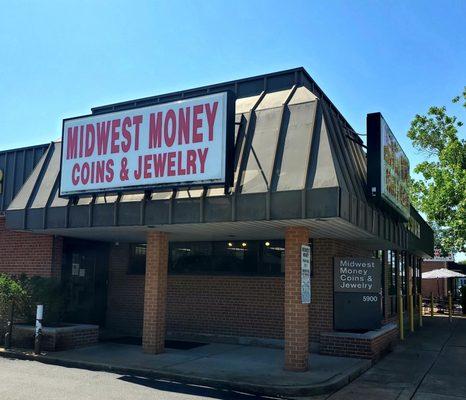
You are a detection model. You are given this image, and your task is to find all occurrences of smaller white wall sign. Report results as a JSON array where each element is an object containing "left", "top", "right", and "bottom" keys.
[{"left": 301, "top": 245, "right": 311, "bottom": 304}]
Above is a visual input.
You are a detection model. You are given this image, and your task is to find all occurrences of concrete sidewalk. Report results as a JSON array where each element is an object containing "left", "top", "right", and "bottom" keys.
[
  {"left": 0, "top": 340, "right": 371, "bottom": 397},
  {"left": 317, "top": 316, "right": 466, "bottom": 400}
]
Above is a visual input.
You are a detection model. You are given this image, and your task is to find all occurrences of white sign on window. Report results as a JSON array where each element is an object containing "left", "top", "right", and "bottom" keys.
[{"left": 301, "top": 245, "right": 311, "bottom": 304}]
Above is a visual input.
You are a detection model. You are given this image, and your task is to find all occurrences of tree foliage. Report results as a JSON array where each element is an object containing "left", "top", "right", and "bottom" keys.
[
  {"left": 0, "top": 274, "right": 28, "bottom": 322},
  {"left": 0, "top": 274, "right": 65, "bottom": 325},
  {"left": 408, "top": 88, "right": 466, "bottom": 254}
]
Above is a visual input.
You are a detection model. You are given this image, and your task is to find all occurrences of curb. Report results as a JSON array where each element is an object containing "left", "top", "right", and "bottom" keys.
[{"left": 0, "top": 348, "right": 372, "bottom": 397}]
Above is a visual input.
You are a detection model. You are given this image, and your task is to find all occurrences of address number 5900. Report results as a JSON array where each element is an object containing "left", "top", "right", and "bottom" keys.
[{"left": 362, "top": 295, "right": 378, "bottom": 302}]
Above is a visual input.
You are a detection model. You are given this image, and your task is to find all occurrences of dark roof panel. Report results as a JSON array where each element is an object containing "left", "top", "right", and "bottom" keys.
[{"left": 0, "top": 143, "right": 49, "bottom": 212}]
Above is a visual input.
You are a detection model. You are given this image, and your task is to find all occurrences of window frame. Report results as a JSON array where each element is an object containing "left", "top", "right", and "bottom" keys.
[{"left": 127, "top": 243, "right": 147, "bottom": 275}]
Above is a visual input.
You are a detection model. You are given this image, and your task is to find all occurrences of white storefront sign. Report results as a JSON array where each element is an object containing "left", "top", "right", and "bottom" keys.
[
  {"left": 301, "top": 245, "right": 311, "bottom": 304},
  {"left": 60, "top": 92, "right": 232, "bottom": 196}
]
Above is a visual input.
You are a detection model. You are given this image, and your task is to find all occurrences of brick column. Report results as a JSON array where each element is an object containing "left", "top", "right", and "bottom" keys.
[
  {"left": 284, "top": 226, "right": 310, "bottom": 371},
  {"left": 142, "top": 230, "right": 169, "bottom": 354}
]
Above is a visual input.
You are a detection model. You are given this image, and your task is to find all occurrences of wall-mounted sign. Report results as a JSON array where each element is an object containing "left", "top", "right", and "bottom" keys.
[
  {"left": 60, "top": 92, "right": 235, "bottom": 196},
  {"left": 334, "top": 257, "right": 381, "bottom": 293},
  {"left": 367, "top": 112, "right": 410, "bottom": 221},
  {"left": 334, "top": 257, "right": 382, "bottom": 331},
  {"left": 301, "top": 245, "right": 311, "bottom": 304}
]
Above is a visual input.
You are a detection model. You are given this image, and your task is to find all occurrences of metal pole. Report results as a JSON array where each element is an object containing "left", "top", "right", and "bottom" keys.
[
  {"left": 397, "top": 258, "right": 404, "bottom": 340},
  {"left": 34, "top": 305, "right": 43, "bottom": 355},
  {"left": 430, "top": 292, "right": 434, "bottom": 317},
  {"left": 448, "top": 291, "right": 452, "bottom": 322},
  {"left": 418, "top": 293, "right": 423, "bottom": 327},
  {"left": 398, "top": 294, "right": 404, "bottom": 340},
  {"left": 408, "top": 271, "right": 414, "bottom": 332},
  {"left": 409, "top": 292, "right": 414, "bottom": 332},
  {"left": 4, "top": 302, "right": 14, "bottom": 349}
]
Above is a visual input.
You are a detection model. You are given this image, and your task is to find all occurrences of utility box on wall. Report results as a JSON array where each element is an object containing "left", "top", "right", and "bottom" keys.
[{"left": 334, "top": 257, "right": 383, "bottom": 331}]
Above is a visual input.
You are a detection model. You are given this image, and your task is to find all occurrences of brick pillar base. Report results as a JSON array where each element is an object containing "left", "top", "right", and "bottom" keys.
[
  {"left": 284, "top": 226, "right": 310, "bottom": 371},
  {"left": 142, "top": 230, "right": 169, "bottom": 354}
]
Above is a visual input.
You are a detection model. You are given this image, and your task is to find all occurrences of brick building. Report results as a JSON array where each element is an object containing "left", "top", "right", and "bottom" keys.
[{"left": 1, "top": 68, "right": 433, "bottom": 371}]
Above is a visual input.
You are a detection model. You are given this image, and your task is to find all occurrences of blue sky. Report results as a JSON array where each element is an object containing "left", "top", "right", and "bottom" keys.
[{"left": 1, "top": 0, "right": 465, "bottom": 167}]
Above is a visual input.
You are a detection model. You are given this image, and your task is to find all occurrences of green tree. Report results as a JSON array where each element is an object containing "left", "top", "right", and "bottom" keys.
[
  {"left": 408, "top": 88, "right": 466, "bottom": 254},
  {"left": 0, "top": 274, "right": 27, "bottom": 323}
]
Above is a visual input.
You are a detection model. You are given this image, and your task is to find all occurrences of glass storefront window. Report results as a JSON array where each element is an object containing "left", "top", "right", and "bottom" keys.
[
  {"left": 169, "top": 240, "right": 287, "bottom": 276},
  {"left": 128, "top": 243, "right": 147, "bottom": 274}
]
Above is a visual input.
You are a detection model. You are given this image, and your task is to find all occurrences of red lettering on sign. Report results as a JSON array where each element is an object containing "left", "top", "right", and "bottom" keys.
[
  {"left": 205, "top": 101, "right": 218, "bottom": 141},
  {"left": 85, "top": 124, "right": 95, "bottom": 157},
  {"left": 167, "top": 151, "right": 176, "bottom": 176},
  {"left": 111, "top": 119, "right": 120, "bottom": 153},
  {"left": 121, "top": 117, "right": 132, "bottom": 153},
  {"left": 178, "top": 107, "right": 190, "bottom": 145},
  {"left": 96, "top": 121, "right": 110, "bottom": 155},
  {"left": 154, "top": 153, "right": 167, "bottom": 177},
  {"left": 79, "top": 125, "right": 84, "bottom": 158},
  {"left": 81, "top": 163, "right": 90, "bottom": 184},
  {"left": 105, "top": 159, "right": 114, "bottom": 182},
  {"left": 149, "top": 112, "right": 163, "bottom": 148},
  {"left": 143, "top": 154, "right": 152, "bottom": 179},
  {"left": 186, "top": 150, "right": 197, "bottom": 174},
  {"left": 192, "top": 105, "right": 203, "bottom": 143},
  {"left": 133, "top": 115, "right": 143, "bottom": 150},
  {"left": 164, "top": 109, "right": 177, "bottom": 147},
  {"left": 71, "top": 163, "right": 80, "bottom": 185},
  {"left": 197, "top": 147, "right": 208, "bottom": 173},
  {"left": 177, "top": 151, "right": 186, "bottom": 175},
  {"left": 67, "top": 127, "right": 78, "bottom": 160},
  {"left": 96, "top": 160, "right": 105, "bottom": 183}
]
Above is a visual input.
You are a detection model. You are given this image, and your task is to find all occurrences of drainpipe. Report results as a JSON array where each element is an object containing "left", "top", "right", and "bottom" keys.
[
  {"left": 448, "top": 291, "right": 452, "bottom": 322},
  {"left": 408, "top": 283, "right": 414, "bottom": 333}
]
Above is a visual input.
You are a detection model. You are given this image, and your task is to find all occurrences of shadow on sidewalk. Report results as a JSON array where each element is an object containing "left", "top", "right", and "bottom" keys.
[{"left": 118, "top": 375, "right": 278, "bottom": 399}]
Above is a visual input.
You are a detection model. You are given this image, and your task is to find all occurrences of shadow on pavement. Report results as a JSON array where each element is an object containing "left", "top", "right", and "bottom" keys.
[{"left": 117, "top": 375, "right": 280, "bottom": 400}]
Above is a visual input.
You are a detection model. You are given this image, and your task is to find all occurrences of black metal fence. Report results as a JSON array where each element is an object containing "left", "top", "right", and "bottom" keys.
[{"left": 421, "top": 295, "right": 465, "bottom": 316}]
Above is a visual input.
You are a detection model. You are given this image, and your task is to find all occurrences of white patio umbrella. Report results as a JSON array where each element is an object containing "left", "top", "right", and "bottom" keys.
[
  {"left": 422, "top": 268, "right": 466, "bottom": 299},
  {"left": 422, "top": 268, "right": 466, "bottom": 279}
]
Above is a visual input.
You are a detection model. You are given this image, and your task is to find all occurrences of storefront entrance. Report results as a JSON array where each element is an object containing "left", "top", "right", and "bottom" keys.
[{"left": 62, "top": 239, "right": 109, "bottom": 326}]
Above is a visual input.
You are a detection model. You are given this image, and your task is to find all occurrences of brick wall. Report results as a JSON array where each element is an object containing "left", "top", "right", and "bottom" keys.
[
  {"left": 106, "top": 238, "right": 373, "bottom": 343},
  {"left": 12, "top": 324, "right": 98, "bottom": 351},
  {"left": 106, "top": 243, "right": 285, "bottom": 339},
  {"left": 167, "top": 275, "right": 284, "bottom": 339},
  {"left": 0, "top": 216, "right": 62, "bottom": 278},
  {"left": 320, "top": 324, "right": 399, "bottom": 360},
  {"left": 105, "top": 243, "right": 145, "bottom": 336}
]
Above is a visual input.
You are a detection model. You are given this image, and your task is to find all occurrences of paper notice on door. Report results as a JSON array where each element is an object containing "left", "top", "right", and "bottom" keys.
[{"left": 72, "top": 263, "right": 80, "bottom": 276}]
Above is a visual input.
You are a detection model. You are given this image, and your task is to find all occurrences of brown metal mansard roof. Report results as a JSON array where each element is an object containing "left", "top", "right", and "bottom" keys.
[{"left": 5, "top": 67, "right": 432, "bottom": 256}]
